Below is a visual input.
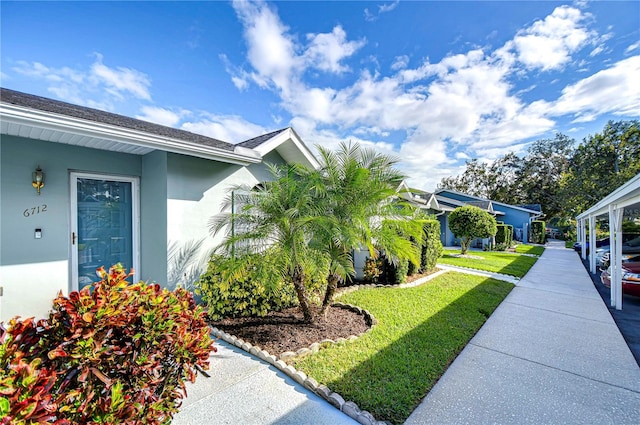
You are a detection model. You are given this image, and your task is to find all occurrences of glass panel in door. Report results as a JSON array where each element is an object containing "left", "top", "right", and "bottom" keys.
[{"left": 77, "top": 178, "right": 133, "bottom": 289}]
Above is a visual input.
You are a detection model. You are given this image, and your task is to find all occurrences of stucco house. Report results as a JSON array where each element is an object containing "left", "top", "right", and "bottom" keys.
[
  {"left": 0, "top": 88, "right": 318, "bottom": 321},
  {"left": 434, "top": 189, "right": 544, "bottom": 246}
]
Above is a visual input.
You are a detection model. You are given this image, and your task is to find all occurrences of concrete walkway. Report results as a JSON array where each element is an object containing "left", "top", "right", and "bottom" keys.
[
  {"left": 405, "top": 240, "right": 640, "bottom": 424},
  {"left": 172, "top": 340, "right": 358, "bottom": 425},
  {"left": 174, "top": 241, "right": 640, "bottom": 424}
]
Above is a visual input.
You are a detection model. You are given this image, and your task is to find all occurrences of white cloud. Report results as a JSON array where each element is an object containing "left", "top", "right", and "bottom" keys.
[
  {"left": 136, "top": 106, "right": 189, "bottom": 127},
  {"left": 391, "top": 55, "right": 410, "bottom": 71},
  {"left": 303, "top": 26, "right": 365, "bottom": 73},
  {"left": 90, "top": 54, "right": 151, "bottom": 100},
  {"left": 231, "top": 0, "right": 299, "bottom": 94},
  {"left": 181, "top": 113, "right": 266, "bottom": 144},
  {"left": 626, "top": 42, "right": 640, "bottom": 54},
  {"left": 11, "top": 55, "right": 151, "bottom": 108},
  {"left": 511, "top": 5, "right": 593, "bottom": 71},
  {"left": 364, "top": 1, "right": 400, "bottom": 22},
  {"left": 548, "top": 55, "right": 640, "bottom": 120}
]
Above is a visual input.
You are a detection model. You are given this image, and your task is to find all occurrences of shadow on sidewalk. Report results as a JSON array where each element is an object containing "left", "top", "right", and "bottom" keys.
[{"left": 580, "top": 258, "right": 640, "bottom": 366}]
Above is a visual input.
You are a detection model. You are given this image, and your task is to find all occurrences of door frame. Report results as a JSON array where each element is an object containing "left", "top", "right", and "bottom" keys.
[{"left": 70, "top": 171, "right": 140, "bottom": 291}]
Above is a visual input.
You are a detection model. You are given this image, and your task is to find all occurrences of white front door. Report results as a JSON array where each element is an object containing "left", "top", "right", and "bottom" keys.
[{"left": 70, "top": 172, "right": 139, "bottom": 290}]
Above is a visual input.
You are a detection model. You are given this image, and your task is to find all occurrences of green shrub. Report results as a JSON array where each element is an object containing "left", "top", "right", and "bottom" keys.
[
  {"left": 495, "top": 224, "right": 513, "bottom": 247},
  {"left": 378, "top": 256, "right": 409, "bottom": 285},
  {"left": 0, "top": 264, "right": 213, "bottom": 425},
  {"left": 494, "top": 242, "right": 508, "bottom": 251},
  {"left": 449, "top": 206, "right": 497, "bottom": 255},
  {"left": 421, "top": 219, "right": 443, "bottom": 272},
  {"left": 362, "top": 258, "right": 382, "bottom": 284},
  {"left": 196, "top": 253, "right": 298, "bottom": 321},
  {"left": 531, "top": 220, "right": 546, "bottom": 244},
  {"left": 495, "top": 224, "right": 508, "bottom": 245}
]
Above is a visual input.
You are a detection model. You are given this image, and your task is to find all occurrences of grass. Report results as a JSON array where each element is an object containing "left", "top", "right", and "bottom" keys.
[
  {"left": 439, "top": 249, "right": 538, "bottom": 278},
  {"left": 292, "top": 272, "right": 513, "bottom": 425},
  {"left": 515, "top": 244, "right": 546, "bottom": 256}
]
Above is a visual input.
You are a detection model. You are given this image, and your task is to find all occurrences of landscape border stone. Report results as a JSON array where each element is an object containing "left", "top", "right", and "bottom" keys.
[{"left": 209, "top": 302, "right": 389, "bottom": 425}]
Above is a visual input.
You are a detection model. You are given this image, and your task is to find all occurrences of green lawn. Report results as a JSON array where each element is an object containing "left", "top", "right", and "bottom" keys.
[
  {"left": 439, "top": 249, "right": 538, "bottom": 278},
  {"left": 515, "top": 244, "right": 546, "bottom": 256},
  {"left": 292, "top": 272, "right": 513, "bottom": 425}
]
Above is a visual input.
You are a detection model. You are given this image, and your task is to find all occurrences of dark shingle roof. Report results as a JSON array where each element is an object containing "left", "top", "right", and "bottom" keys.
[
  {"left": 237, "top": 128, "right": 289, "bottom": 148},
  {"left": 0, "top": 87, "right": 236, "bottom": 151},
  {"left": 467, "top": 200, "right": 492, "bottom": 210},
  {"left": 517, "top": 204, "right": 543, "bottom": 212}
]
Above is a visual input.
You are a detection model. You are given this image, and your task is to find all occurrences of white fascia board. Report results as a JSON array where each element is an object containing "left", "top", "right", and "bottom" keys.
[
  {"left": 252, "top": 128, "right": 320, "bottom": 169},
  {"left": 424, "top": 193, "right": 441, "bottom": 211},
  {"left": 436, "top": 188, "right": 541, "bottom": 215},
  {"left": 1, "top": 103, "right": 261, "bottom": 166},
  {"left": 576, "top": 172, "right": 640, "bottom": 220}
]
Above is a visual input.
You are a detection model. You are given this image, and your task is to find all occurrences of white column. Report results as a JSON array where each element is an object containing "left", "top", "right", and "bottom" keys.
[
  {"left": 608, "top": 206, "right": 616, "bottom": 307},
  {"left": 608, "top": 205, "right": 624, "bottom": 310},
  {"left": 580, "top": 219, "right": 587, "bottom": 260},
  {"left": 614, "top": 207, "right": 624, "bottom": 310},
  {"left": 589, "top": 215, "right": 596, "bottom": 274}
]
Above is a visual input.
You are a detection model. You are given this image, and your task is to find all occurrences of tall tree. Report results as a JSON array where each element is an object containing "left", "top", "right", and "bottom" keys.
[
  {"left": 439, "top": 133, "right": 574, "bottom": 218},
  {"left": 448, "top": 206, "right": 497, "bottom": 255},
  {"left": 210, "top": 164, "right": 324, "bottom": 323},
  {"left": 519, "top": 133, "right": 574, "bottom": 219},
  {"left": 309, "top": 142, "right": 422, "bottom": 314},
  {"left": 561, "top": 120, "right": 640, "bottom": 217}
]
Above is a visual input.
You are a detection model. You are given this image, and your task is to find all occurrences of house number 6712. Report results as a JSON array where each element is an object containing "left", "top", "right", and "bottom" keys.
[{"left": 23, "top": 204, "right": 47, "bottom": 217}]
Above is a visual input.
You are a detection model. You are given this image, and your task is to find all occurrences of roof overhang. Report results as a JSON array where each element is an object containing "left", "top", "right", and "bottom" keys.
[
  {"left": 576, "top": 172, "right": 640, "bottom": 220},
  {"left": 0, "top": 103, "right": 261, "bottom": 166},
  {"left": 250, "top": 127, "right": 320, "bottom": 169}
]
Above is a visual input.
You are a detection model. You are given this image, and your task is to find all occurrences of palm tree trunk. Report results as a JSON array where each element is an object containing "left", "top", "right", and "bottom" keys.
[
  {"left": 321, "top": 273, "right": 340, "bottom": 315},
  {"left": 292, "top": 265, "right": 314, "bottom": 323}
]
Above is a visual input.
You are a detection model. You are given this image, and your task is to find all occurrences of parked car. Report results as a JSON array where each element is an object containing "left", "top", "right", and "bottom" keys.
[
  {"left": 573, "top": 238, "right": 609, "bottom": 254},
  {"left": 575, "top": 233, "right": 640, "bottom": 255},
  {"left": 601, "top": 262, "right": 640, "bottom": 297}
]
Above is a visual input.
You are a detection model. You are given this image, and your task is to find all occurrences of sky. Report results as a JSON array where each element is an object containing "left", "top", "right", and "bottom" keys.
[{"left": 1, "top": 0, "right": 639, "bottom": 191}]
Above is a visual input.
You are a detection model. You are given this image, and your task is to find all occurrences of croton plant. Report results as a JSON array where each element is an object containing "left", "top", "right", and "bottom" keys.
[{"left": 0, "top": 264, "right": 214, "bottom": 424}]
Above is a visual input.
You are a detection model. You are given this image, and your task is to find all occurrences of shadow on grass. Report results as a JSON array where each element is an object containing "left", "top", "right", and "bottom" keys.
[
  {"left": 322, "top": 278, "right": 513, "bottom": 425},
  {"left": 496, "top": 254, "right": 538, "bottom": 277},
  {"left": 441, "top": 251, "right": 538, "bottom": 278}
]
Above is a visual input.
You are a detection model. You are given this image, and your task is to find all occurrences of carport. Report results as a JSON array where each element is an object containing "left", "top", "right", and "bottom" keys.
[{"left": 576, "top": 172, "right": 640, "bottom": 310}]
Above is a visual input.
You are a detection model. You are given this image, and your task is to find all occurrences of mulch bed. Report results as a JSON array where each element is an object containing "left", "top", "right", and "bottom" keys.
[
  {"left": 209, "top": 305, "right": 370, "bottom": 356},
  {"left": 209, "top": 272, "right": 441, "bottom": 355}
]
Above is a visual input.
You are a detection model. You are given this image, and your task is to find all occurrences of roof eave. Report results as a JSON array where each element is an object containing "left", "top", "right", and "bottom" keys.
[
  {"left": 1, "top": 103, "right": 261, "bottom": 166},
  {"left": 251, "top": 127, "right": 320, "bottom": 169}
]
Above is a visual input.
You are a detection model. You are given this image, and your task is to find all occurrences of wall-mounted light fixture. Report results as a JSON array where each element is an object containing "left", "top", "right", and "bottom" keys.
[{"left": 32, "top": 165, "right": 45, "bottom": 195}]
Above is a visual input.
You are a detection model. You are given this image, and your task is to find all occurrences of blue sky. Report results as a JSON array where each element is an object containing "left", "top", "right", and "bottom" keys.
[{"left": 2, "top": 1, "right": 639, "bottom": 190}]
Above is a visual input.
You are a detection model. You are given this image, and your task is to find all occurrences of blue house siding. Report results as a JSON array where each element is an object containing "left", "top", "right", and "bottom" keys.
[
  {"left": 0, "top": 135, "right": 150, "bottom": 320},
  {"left": 435, "top": 189, "right": 542, "bottom": 244}
]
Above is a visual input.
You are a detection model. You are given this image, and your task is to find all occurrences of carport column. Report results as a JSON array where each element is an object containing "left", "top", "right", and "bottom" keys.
[
  {"left": 588, "top": 215, "right": 596, "bottom": 274},
  {"left": 580, "top": 218, "right": 587, "bottom": 260},
  {"left": 608, "top": 205, "right": 624, "bottom": 310}
]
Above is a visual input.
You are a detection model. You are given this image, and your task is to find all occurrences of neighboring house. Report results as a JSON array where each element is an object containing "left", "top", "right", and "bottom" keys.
[
  {"left": 434, "top": 189, "right": 544, "bottom": 246},
  {"left": 0, "top": 88, "right": 318, "bottom": 321}
]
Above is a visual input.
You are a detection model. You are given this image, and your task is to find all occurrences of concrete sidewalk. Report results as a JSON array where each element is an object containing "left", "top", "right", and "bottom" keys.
[
  {"left": 174, "top": 241, "right": 640, "bottom": 424},
  {"left": 405, "top": 241, "right": 640, "bottom": 424},
  {"left": 172, "top": 340, "right": 358, "bottom": 425}
]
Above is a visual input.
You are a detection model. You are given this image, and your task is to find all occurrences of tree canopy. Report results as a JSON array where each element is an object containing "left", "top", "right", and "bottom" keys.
[
  {"left": 439, "top": 120, "right": 639, "bottom": 221},
  {"left": 448, "top": 205, "right": 497, "bottom": 255}
]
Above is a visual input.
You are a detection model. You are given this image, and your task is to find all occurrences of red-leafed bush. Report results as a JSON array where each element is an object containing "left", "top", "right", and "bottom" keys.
[{"left": 0, "top": 264, "right": 214, "bottom": 424}]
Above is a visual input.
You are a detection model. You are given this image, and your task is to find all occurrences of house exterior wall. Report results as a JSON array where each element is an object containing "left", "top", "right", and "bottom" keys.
[
  {"left": 437, "top": 190, "right": 536, "bottom": 243},
  {"left": 497, "top": 207, "right": 532, "bottom": 242},
  {"left": 140, "top": 151, "right": 168, "bottom": 285},
  {"left": 0, "top": 136, "right": 143, "bottom": 321},
  {"left": 165, "top": 151, "right": 286, "bottom": 289}
]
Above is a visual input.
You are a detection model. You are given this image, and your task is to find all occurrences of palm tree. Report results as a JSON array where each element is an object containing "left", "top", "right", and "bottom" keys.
[
  {"left": 309, "top": 142, "right": 424, "bottom": 314},
  {"left": 210, "top": 163, "right": 325, "bottom": 323}
]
